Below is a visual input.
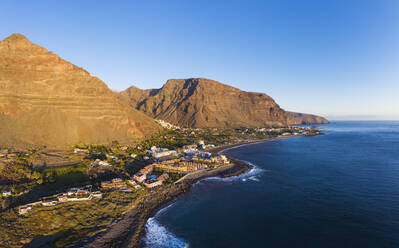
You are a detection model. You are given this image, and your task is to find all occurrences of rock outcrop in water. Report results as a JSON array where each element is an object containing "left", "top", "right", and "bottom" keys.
[
  {"left": 118, "top": 78, "right": 328, "bottom": 128},
  {"left": 0, "top": 33, "right": 160, "bottom": 148}
]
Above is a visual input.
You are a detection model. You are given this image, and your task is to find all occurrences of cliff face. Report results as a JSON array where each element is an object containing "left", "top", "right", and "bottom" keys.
[
  {"left": 0, "top": 33, "right": 160, "bottom": 148},
  {"left": 119, "top": 78, "right": 329, "bottom": 128},
  {"left": 286, "top": 112, "right": 329, "bottom": 125},
  {"left": 119, "top": 78, "right": 291, "bottom": 127}
]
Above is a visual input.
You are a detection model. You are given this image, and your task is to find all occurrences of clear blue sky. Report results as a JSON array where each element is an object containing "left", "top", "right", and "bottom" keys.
[{"left": 1, "top": 0, "right": 398, "bottom": 120}]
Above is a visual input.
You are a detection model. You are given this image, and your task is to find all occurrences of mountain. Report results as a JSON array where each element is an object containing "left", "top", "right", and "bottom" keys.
[
  {"left": 118, "top": 78, "right": 328, "bottom": 128},
  {"left": 0, "top": 33, "right": 160, "bottom": 148},
  {"left": 286, "top": 111, "right": 329, "bottom": 125}
]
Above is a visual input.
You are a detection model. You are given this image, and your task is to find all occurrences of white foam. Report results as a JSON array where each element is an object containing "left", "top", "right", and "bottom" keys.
[
  {"left": 155, "top": 202, "right": 176, "bottom": 216},
  {"left": 143, "top": 217, "right": 188, "bottom": 248},
  {"left": 248, "top": 176, "right": 260, "bottom": 182},
  {"left": 143, "top": 146, "right": 266, "bottom": 247},
  {"left": 193, "top": 160, "right": 265, "bottom": 186}
]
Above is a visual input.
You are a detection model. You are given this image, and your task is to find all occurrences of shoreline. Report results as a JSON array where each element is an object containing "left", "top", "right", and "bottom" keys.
[
  {"left": 84, "top": 143, "right": 255, "bottom": 248},
  {"left": 208, "top": 134, "right": 299, "bottom": 156},
  {"left": 207, "top": 139, "right": 268, "bottom": 156},
  {"left": 85, "top": 135, "right": 302, "bottom": 248}
]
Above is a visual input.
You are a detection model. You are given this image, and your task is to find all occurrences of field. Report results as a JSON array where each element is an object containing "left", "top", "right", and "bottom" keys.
[{"left": 0, "top": 189, "right": 148, "bottom": 248}]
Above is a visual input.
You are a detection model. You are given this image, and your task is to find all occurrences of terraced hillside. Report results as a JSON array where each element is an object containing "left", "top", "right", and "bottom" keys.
[{"left": 0, "top": 34, "right": 160, "bottom": 148}]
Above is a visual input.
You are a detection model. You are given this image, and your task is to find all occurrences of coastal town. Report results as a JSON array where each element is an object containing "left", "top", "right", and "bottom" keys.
[
  {"left": 0, "top": 122, "right": 324, "bottom": 247},
  {"left": 11, "top": 138, "right": 231, "bottom": 216}
]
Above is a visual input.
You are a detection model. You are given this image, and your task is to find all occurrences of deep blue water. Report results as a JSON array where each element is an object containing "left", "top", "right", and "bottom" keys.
[{"left": 143, "top": 121, "right": 399, "bottom": 248}]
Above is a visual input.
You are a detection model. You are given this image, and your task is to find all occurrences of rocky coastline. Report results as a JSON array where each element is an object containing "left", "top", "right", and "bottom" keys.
[
  {"left": 84, "top": 135, "right": 310, "bottom": 248},
  {"left": 84, "top": 133, "right": 320, "bottom": 248},
  {"left": 84, "top": 146, "right": 252, "bottom": 248}
]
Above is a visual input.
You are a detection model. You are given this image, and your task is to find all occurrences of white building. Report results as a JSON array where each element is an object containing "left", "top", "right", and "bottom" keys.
[
  {"left": 2, "top": 191, "right": 11, "bottom": 197},
  {"left": 157, "top": 119, "right": 180, "bottom": 129},
  {"left": 74, "top": 148, "right": 88, "bottom": 154},
  {"left": 41, "top": 199, "right": 58, "bottom": 206},
  {"left": 99, "top": 160, "right": 110, "bottom": 166},
  {"left": 197, "top": 140, "right": 205, "bottom": 149},
  {"left": 92, "top": 191, "right": 102, "bottom": 198},
  {"left": 67, "top": 188, "right": 79, "bottom": 196},
  {"left": 153, "top": 150, "right": 177, "bottom": 159},
  {"left": 184, "top": 149, "right": 198, "bottom": 156},
  {"left": 220, "top": 155, "right": 229, "bottom": 164},
  {"left": 133, "top": 173, "right": 147, "bottom": 183},
  {"left": 19, "top": 205, "right": 32, "bottom": 214}
]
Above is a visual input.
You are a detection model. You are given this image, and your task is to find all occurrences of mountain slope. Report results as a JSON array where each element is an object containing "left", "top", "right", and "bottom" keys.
[
  {"left": 286, "top": 111, "right": 329, "bottom": 125},
  {"left": 0, "top": 33, "right": 160, "bottom": 148},
  {"left": 119, "top": 78, "right": 288, "bottom": 127},
  {"left": 119, "top": 78, "right": 328, "bottom": 128}
]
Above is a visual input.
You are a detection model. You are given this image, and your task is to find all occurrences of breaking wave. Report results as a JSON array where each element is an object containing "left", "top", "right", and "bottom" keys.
[
  {"left": 143, "top": 143, "right": 266, "bottom": 248},
  {"left": 155, "top": 202, "right": 176, "bottom": 216},
  {"left": 143, "top": 217, "right": 188, "bottom": 248},
  {"left": 194, "top": 160, "right": 265, "bottom": 185}
]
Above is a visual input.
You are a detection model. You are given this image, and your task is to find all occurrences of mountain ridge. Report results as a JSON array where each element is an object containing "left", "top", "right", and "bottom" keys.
[
  {"left": 0, "top": 33, "right": 160, "bottom": 148},
  {"left": 0, "top": 33, "right": 327, "bottom": 148},
  {"left": 118, "top": 78, "right": 329, "bottom": 128},
  {"left": 286, "top": 111, "right": 329, "bottom": 125}
]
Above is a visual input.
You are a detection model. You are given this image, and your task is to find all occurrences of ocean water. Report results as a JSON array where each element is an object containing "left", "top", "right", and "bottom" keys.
[{"left": 143, "top": 121, "right": 399, "bottom": 248}]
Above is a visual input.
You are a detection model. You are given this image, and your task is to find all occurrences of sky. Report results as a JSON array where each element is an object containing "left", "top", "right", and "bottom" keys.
[{"left": 1, "top": 0, "right": 398, "bottom": 120}]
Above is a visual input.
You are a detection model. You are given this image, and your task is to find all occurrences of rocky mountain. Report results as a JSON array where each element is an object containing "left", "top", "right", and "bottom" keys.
[
  {"left": 118, "top": 78, "right": 328, "bottom": 128},
  {"left": 0, "top": 33, "right": 160, "bottom": 148},
  {"left": 286, "top": 111, "right": 329, "bottom": 125}
]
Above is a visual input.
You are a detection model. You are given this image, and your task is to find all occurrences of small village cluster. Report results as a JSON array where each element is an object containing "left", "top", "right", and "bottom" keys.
[
  {"left": 18, "top": 185, "right": 102, "bottom": 214},
  {"left": 251, "top": 126, "right": 317, "bottom": 136},
  {"left": 2, "top": 125, "right": 322, "bottom": 212},
  {"left": 0, "top": 149, "right": 20, "bottom": 165},
  {"left": 0, "top": 149, "right": 18, "bottom": 159},
  {"left": 80, "top": 141, "right": 227, "bottom": 188},
  {"left": 156, "top": 119, "right": 180, "bottom": 130},
  {"left": 16, "top": 140, "right": 229, "bottom": 215},
  {"left": 101, "top": 178, "right": 142, "bottom": 191},
  {"left": 131, "top": 143, "right": 229, "bottom": 186},
  {"left": 87, "top": 141, "right": 229, "bottom": 190}
]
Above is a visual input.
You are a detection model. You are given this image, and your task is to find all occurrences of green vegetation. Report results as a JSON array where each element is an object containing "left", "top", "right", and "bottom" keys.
[
  {"left": 88, "top": 144, "right": 111, "bottom": 154},
  {"left": 39, "top": 164, "right": 88, "bottom": 191},
  {"left": 72, "top": 143, "right": 89, "bottom": 149},
  {"left": 0, "top": 164, "right": 90, "bottom": 212},
  {"left": 0, "top": 190, "right": 148, "bottom": 248},
  {"left": 128, "top": 129, "right": 194, "bottom": 153},
  {"left": 0, "top": 124, "right": 323, "bottom": 247},
  {"left": 165, "top": 172, "right": 184, "bottom": 183}
]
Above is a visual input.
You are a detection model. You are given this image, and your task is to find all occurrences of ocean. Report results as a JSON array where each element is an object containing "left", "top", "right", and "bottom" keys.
[{"left": 142, "top": 121, "right": 399, "bottom": 248}]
